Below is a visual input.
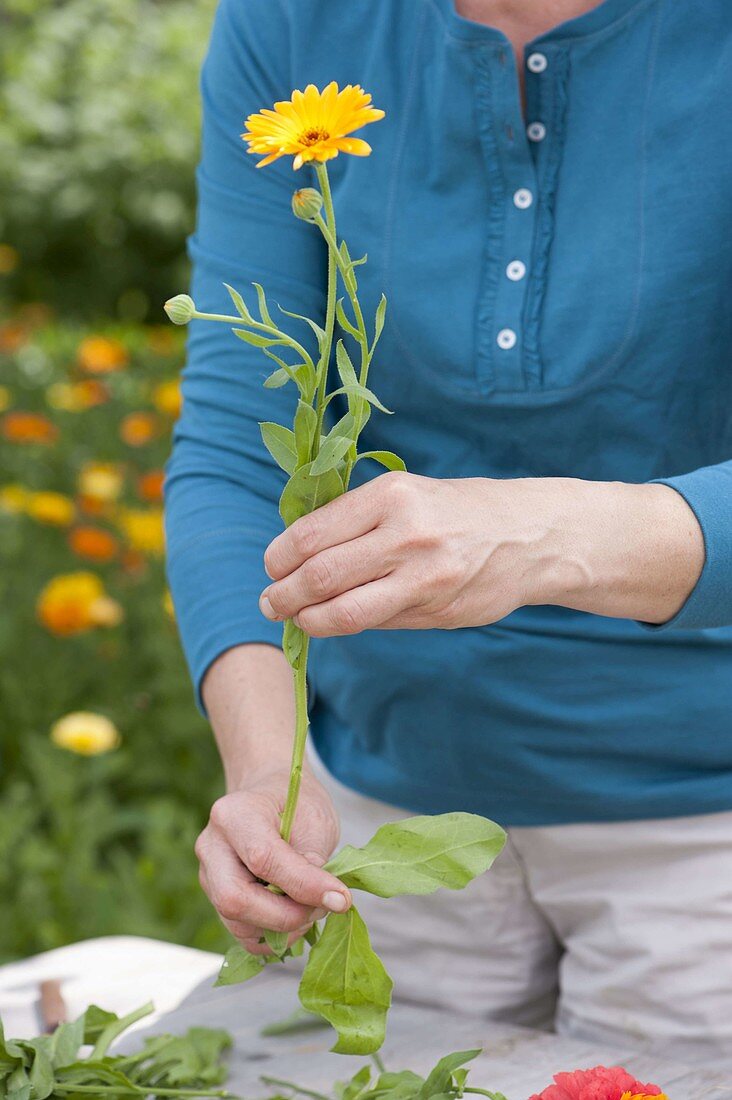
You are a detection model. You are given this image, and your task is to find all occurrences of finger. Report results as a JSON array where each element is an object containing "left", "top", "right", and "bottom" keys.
[
  {"left": 199, "top": 827, "right": 317, "bottom": 932},
  {"left": 295, "top": 576, "right": 409, "bottom": 638},
  {"left": 225, "top": 817, "right": 352, "bottom": 913},
  {"left": 264, "top": 477, "right": 386, "bottom": 580},
  {"left": 261, "top": 530, "right": 392, "bottom": 621}
]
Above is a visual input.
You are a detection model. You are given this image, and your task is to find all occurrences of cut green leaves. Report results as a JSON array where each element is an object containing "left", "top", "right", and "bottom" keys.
[
  {"left": 325, "top": 813, "right": 506, "bottom": 897},
  {"left": 215, "top": 944, "right": 265, "bottom": 986},
  {"left": 279, "top": 462, "right": 344, "bottom": 527},
  {"left": 299, "top": 907, "right": 393, "bottom": 1055},
  {"left": 354, "top": 451, "right": 406, "bottom": 473},
  {"left": 260, "top": 422, "right": 298, "bottom": 475}
]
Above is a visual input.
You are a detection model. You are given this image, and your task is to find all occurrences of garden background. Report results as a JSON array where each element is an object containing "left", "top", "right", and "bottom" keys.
[{"left": 0, "top": 0, "right": 230, "bottom": 962}]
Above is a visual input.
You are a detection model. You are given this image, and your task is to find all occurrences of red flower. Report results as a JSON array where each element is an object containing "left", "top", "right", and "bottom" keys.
[{"left": 529, "top": 1065, "right": 667, "bottom": 1100}]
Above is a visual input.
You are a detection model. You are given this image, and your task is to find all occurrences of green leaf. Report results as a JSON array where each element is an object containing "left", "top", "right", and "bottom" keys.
[
  {"left": 298, "top": 906, "right": 393, "bottom": 1055},
  {"left": 263, "top": 354, "right": 316, "bottom": 403},
  {"left": 335, "top": 340, "right": 358, "bottom": 388},
  {"left": 263, "top": 366, "right": 292, "bottom": 389},
  {"left": 81, "top": 1006, "right": 119, "bottom": 1045},
  {"left": 264, "top": 929, "right": 290, "bottom": 957},
  {"left": 215, "top": 944, "right": 265, "bottom": 986},
  {"left": 27, "top": 1045, "right": 54, "bottom": 1100},
  {"left": 337, "top": 1065, "right": 372, "bottom": 1100},
  {"left": 373, "top": 295, "right": 387, "bottom": 348},
  {"left": 234, "top": 328, "right": 284, "bottom": 349},
  {"left": 325, "top": 813, "right": 506, "bottom": 898},
  {"left": 253, "top": 282, "right": 275, "bottom": 326},
  {"left": 279, "top": 463, "right": 344, "bottom": 528},
  {"left": 419, "top": 1050, "right": 481, "bottom": 1098},
  {"left": 278, "top": 305, "right": 327, "bottom": 351},
  {"left": 224, "top": 282, "right": 254, "bottom": 323},
  {"left": 260, "top": 422, "right": 298, "bottom": 475},
  {"left": 311, "top": 435, "right": 352, "bottom": 476},
  {"left": 6, "top": 1065, "right": 30, "bottom": 1100},
  {"left": 327, "top": 383, "right": 393, "bottom": 415},
  {"left": 367, "top": 1070, "right": 425, "bottom": 1100},
  {"left": 294, "top": 401, "right": 318, "bottom": 467},
  {"left": 355, "top": 450, "right": 406, "bottom": 473},
  {"left": 282, "top": 619, "right": 305, "bottom": 668},
  {"left": 48, "top": 1018, "right": 85, "bottom": 1069},
  {"left": 336, "top": 299, "right": 360, "bottom": 339}
]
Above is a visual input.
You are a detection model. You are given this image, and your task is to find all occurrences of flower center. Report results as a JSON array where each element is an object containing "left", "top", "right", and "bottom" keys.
[{"left": 300, "top": 127, "right": 329, "bottom": 146}]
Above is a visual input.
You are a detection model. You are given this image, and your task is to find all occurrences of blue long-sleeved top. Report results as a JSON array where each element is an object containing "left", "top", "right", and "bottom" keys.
[{"left": 166, "top": 0, "right": 732, "bottom": 826}]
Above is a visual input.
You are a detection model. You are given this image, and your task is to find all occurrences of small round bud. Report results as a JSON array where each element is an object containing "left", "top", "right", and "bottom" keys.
[
  {"left": 164, "top": 294, "right": 196, "bottom": 325},
  {"left": 291, "top": 188, "right": 323, "bottom": 221}
]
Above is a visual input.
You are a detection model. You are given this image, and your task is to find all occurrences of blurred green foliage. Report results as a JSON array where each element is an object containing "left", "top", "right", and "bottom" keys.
[
  {"left": 0, "top": 320, "right": 229, "bottom": 961},
  {"left": 0, "top": 0, "right": 216, "bottom": 321}
]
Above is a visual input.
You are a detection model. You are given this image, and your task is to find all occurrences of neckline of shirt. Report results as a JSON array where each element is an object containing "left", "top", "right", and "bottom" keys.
[{"left": 434, "top": 0, "right": 651, "bottom": 45}]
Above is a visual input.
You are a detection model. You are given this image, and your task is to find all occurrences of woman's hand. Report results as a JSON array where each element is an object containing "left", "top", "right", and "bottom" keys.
[
  {"left": 195, "top": 764, "right": 350, "bottom": 954},
  {"left": 259, "top": 472, "right": 704, "bottom": 634}
]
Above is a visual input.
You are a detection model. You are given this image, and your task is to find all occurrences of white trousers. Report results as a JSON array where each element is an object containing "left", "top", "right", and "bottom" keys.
[{"left": 310, "top": 750, "right": 732, "bottom": 1049}]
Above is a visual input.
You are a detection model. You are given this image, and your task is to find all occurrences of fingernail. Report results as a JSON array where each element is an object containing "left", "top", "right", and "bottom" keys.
[
  {"left": 322, "top": 890, "right": 348, "bottom": 912},
  {"left": 312, "top": 907, "right": 327, "bottom": 921},
  {"left": 260, "top": 592, "right": 277, "bottom": 620}
]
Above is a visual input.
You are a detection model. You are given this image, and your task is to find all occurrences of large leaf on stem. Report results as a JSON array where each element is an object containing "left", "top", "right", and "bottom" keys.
[
  {"left": 260, "top": 422, "right": 297, "bottom": 475},
  {"left": 419, "top": 1050, "right": 481, "bottom": 1098},
  {"left": 298, "top": 907, "right": 392, "bottom": 1054},
  {"left": 215, "top": 944, "right": 265, "bottom": 986},
  {"left": 279, "top": 462, "right": 344, "bottom": 527},
  {"left": 325, "top": 813, "right": 506, "bottom": 898}
]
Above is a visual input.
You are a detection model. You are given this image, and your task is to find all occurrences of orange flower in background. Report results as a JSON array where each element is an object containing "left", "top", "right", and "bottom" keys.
[
  {"left": 243, "top": 82, "right": 385, "bottom": 170},
  {"left": 77, "top": 336, "right": 128, "bottom": 374},
  {"left": 47, "top": 379, "right": 109, "bottom": 411},
  {"left": 26, "top": 491, "right": 75, "bottom": 527},
  {"left": 51, "top": 712, "right": 120, "bottom": 756},
  {"left": 69, "top": 526, "right": 119, "bottom": 563},
  {"left": 146, "top": 326, "right": 179, "bottom": 355},
  {"left": 117, "top": 507, "right": 165, "bottom": 556},
  {"left": 120, "top": 411, "right": 160, "bottom": 446},
  {"left": 77, "top": 462, "right": 124, "bottom": 504},
  {"left": 37, "top": 571, "right": 124, "bottom": 636},
  {"left": 0, "top": 244, "right": 19, "bottom": 275},
  {"left": 2, "top": 411, "right": 58, "bottom": 445},
  {"left": 152, "top": 378, "right": 182, "bottom": 418},
  {"left": 0, "top": 322, "right": 27, "bottom": 353},
  {"left": 137, "top": 469, "right": 165, "bottom": 503}
]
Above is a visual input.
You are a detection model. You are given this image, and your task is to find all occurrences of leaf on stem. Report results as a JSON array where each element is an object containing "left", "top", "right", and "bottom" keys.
[
  {"left": 336, "top": 299, "right": 360, "bottom": 340},
  {"left": 253, "top": 282, "right": 276, "bottom": 327},
  {"left": 294, "top": 401, "right": 318, "bottom": 467},
  {"left": 311, "top": 435, "right": 352, "bottom": 476},
  {"left": 419, "top": 1051, "right": 481, "bottom": 1099},
  {"left": 234, "top": 328, "right": 285, "bottom": 349},
  {"left": 298, "top": 906, "right": 393, "bottom": 1055},
  {"left": 335, "top": 340, "right": 359, "bottom": 388},
  {"left": 324, "top": 813, "right": 506, "bottom": 898},
  {"left": 372, "top": 295, "right": 387, "bottom": 349},
  {"left": 279, "top": 463, "right": 344, "bottom": 527},
  {"left": 278, "top": 306, "right": 327, "bottom": 353},
  {"left": 215, "top": 944, "right": 265, "bottom": 987},
  {"left": 224, "top": 283, "right": 254, "bottom": 324},
  {"left": 354, "top": 451, "right": 406, "bottom": 473},
  {"left": 326, "top": 383, "right": 393, "bottom": 415},
  {"left": 282, "top": 619, "right": 305, "bottom": 668},
  {"left": 264, "top": 929, "right": 290, "bottom": 957},
  {"left": 260, "top": 423, "right": 298, "bottom": 475}
]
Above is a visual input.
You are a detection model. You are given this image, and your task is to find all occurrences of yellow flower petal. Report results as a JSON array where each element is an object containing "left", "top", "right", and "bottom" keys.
[{"left": 51, "top": 712, "right": 120, "bottom": 756}]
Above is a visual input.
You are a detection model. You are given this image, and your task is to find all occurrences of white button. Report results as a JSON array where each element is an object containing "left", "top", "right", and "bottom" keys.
[
  {"left": 506, "top": 260, "right": 526, "bottom": 282},
  {"left": 527, "top": 52, "right": 548, "bottom": 73},
  {"left": 496, "top": 328, "right": 517, "bottom": 350},
  {"left": 513, "top": 188, "right": 533, "bottom": 209},
  {"left": 527, "top": 122, "right": 546, "bottom": 142}
]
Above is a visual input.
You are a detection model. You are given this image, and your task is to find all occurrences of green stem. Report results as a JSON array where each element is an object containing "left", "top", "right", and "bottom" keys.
[
  {"left": 54, "top": 1086, "right": 233, "bottom": 1098},
  {"left": 91, "top": 1002, "right": 154, "bottom": 1060},
  {"left": 313, "top": 163, "right": 338, "bottom": 451},
  {"left": 279, "top": 637, "right": 310, "bottom": 843},
  {"left": 371, "top": 1052, "right": 386, "bottom": 1074},
  {"left": 193, "top": 311, "right": 314, "bottom": 370},
  {"left": 260, "top": 1076, "right": 331, "bottom": 1100}
]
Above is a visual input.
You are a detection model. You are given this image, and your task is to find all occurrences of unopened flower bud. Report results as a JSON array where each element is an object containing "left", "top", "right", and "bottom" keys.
[
  {"left": 291, "top": 188, "right": 323, "bottom": 221},
  {"left": 164, "top": 294, "right": 196, "bottom": 325}
]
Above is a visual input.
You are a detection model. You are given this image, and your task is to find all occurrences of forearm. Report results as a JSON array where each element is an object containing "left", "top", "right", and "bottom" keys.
[
  {"left": 202, "top": 643, "right": 303, "bottom": 790},
  {"left": 534, "top": 479, "right": 705, "bottom": 624}
]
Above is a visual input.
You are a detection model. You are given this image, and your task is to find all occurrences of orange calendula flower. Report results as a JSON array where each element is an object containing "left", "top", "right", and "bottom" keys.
[
  {"left": 69, "top": 526, "right": 119, "bottom": 563},
  {"left": 47, "top": 379, "right": 109, "bottom": 411},
  {"left": 137, "top": 469, "right": 165, "bottom": 503},
  {"left": 51, "top": 711, "right": 120, "bottom": 756},
  {"left": 0, "top": 321, "right": 28, "bottom": 353},
  {"left": 152, "top": 378, "right": 182, "bottom": 418},
  {"left": 77, "top": 461, "right": 124, "bottom": 504},
  {"left": 243, "top": 82, "right": 385, "bottom": 170},
  {"left": 0, "top": 244, "right": 19, "bottom": 275},
  {"left": 77, "top": 335, "right": 128, "bottom": 374},
  {"left": 120, "top": 411, "right": 160, "bottom": 446},
  {"left": 2, "top": 410, "right": 58, "bottom": 445},
  {"left": 117, "top": 506, "right": 165, "bottom": 556},
  {"left": 26, "top": 491, "right": 75, "bottom": 527},
  {"left": 37, "top": 571, "right": 123, "bottom": 636}
]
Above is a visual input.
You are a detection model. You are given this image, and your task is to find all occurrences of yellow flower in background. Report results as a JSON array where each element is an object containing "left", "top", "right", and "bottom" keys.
[
  {"left": 0, "top": 484, "right": 29, "bottom": 514},
  {"left": 26, "top": 491, "right": 75, "bottom": 527},
  {"left": 117, "top": 507, "right": 165, "bottom": 556},
  {"left": 0, "top": 244, "right": 19, "bottom": 275},
  {"left": 37, "top": 572, "right": 124, "bottom": 636},
  {"left": 47, "top": 379, "right": 109, "bottom": 412},
  {"left": 51, "top": 712, "right": 120, "bottom": 756},
  {"left": 163, "top": 589, "right": 175, "bottom": 620},
  {"left": 243, "top": 82, "right": 384, "bottom": 170},
  {"left": 77, "top": 336, "right": 128, "bottom": 374},
  {"left": 0, "top": 385, "right": 12, "bottom": 412},
  {"left": 77, "top": 462, "right": 124, "bottom": 504},
  {"left": 152, "top": 378, "right": 182, "bottom": 418}
]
